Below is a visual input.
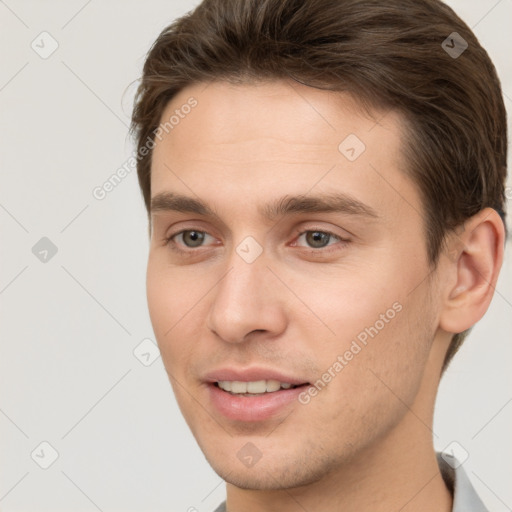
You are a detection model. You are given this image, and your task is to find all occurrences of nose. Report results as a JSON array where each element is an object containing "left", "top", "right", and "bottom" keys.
[{"left": 206, "top": 249, "right": 288, "bottom": 344}]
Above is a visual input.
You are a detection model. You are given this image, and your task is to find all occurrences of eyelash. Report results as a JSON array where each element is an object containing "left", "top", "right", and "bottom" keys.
[{"left": 162, "top": 228, "right": 349, "bottom": 255}]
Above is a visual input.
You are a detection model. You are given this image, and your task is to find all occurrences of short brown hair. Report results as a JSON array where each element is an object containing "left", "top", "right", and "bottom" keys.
[{"left": 130, "top": 0, "right": 508, "bottom": 370}]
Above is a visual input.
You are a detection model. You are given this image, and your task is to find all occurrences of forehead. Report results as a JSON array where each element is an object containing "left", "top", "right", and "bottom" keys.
[
  {"left": 154, "top": 79, "right": 399, "bottom": 158},
  {"left": 150, "top": 79, "right": 421, "bottom": 225}
]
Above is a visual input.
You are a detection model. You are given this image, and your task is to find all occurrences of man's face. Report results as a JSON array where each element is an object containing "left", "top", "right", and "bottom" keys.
[{"left": 147, "top": 80, "right": 442, "bottom": 489}]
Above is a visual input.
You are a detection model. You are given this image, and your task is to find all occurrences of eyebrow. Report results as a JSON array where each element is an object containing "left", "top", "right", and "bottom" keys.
[{"left": 150, "top": 191, "right": 379, "bottom": 221}]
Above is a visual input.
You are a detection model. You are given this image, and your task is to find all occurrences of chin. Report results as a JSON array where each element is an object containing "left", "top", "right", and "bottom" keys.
[
  {"left": 199, "top": 437, "right": 342, "bottom": 491},
  {"left": 211, "top": 459, "right": 328, "bottom": 491}
]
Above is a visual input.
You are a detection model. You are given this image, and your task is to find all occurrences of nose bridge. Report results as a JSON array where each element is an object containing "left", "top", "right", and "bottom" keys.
[{"left": 207, "top": 240, "right": 286, "bottom": 343}]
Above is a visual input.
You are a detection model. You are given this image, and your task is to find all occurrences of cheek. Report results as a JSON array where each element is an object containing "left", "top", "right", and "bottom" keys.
[
  {"left": 293, "top": 257, "right": 435, "bottom": 391},
  {"left": 341, "top": 293, "right": 433, "bottom": 409},
  {"left": 146, "top": 260, "right": 173, "bottom": 343},
  {"left": 293, "top": 290, "right": 435, "bottom": 457},
  {"left": 146, "top": 258, "right": 203, "bottom": 374},
  {"left": 287, "top": 262, "right": 400, "bottom": 342}
]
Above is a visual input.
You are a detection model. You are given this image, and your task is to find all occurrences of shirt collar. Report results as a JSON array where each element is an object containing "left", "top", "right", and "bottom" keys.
[{"left": 437, "top": 452, "right": 489, "bottom": 512}]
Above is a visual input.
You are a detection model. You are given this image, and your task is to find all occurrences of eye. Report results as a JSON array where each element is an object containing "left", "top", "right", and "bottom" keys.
[
  {"left": 299, "top": 231, "right": 335, "bottom": 248},
  {"left": 293, "top": 229, "right": 348, "bottom": 251},
  {"left": 165, "top": 230, "right": 216, "bottom": 250}
]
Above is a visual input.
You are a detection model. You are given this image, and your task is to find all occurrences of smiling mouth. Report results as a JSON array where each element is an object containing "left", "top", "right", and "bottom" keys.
[{"left": 214, "top": 379, "right": 309, "bottom": 396}]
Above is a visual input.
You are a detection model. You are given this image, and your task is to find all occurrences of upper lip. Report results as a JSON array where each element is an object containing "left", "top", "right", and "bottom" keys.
[{"left": 203, "top": 367, "right": 310, "bottom": 385}]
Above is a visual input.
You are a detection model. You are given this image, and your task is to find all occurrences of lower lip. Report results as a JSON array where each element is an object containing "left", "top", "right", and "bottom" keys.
[{"left": 207, "top": 383, "right": 308, "bottom": 422}]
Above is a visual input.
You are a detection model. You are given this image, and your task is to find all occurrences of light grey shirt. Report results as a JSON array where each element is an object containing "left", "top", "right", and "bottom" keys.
[{"left": 212, "top": 453, "right": 488, "bottom": 512}]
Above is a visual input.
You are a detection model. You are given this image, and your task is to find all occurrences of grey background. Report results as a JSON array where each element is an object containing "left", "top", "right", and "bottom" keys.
[{"left": 0, "top": 1, "right": 511, "bottom": 510}]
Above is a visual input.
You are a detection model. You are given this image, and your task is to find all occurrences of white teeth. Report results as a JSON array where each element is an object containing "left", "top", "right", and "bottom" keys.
[
  {"left": 247, "top": 380, "right": 267, "bottom": 393},
  {"left": 230, "top": 381, "right": 248, "bottom": 393},
  {"left": 217, "top": 380, "right": 296, "bottom": 394},
  {"left": 218, "top": 380, "right": 231, "bottom": 392},
  {"left": 265, "top": 379, "right": 281, "bottom": 392}
]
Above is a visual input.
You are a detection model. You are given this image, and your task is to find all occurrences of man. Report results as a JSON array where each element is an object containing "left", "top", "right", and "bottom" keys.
[{"left": 130, "top": 0, "right": 507, "bottom": 510}]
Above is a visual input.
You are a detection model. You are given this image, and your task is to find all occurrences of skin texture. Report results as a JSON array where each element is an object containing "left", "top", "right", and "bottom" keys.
[{"left": 146, "top": 79, "right": 504, "bottom": 511}]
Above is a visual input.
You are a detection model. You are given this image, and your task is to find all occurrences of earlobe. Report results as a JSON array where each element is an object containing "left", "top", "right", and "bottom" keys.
[{"left": 439, "top": 208, "right": 505, "bottom": 334}]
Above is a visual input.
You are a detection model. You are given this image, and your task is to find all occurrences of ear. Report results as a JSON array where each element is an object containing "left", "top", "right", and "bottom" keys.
[{"left": 439, "top": 208, "right": 505, "bottom": 334}]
